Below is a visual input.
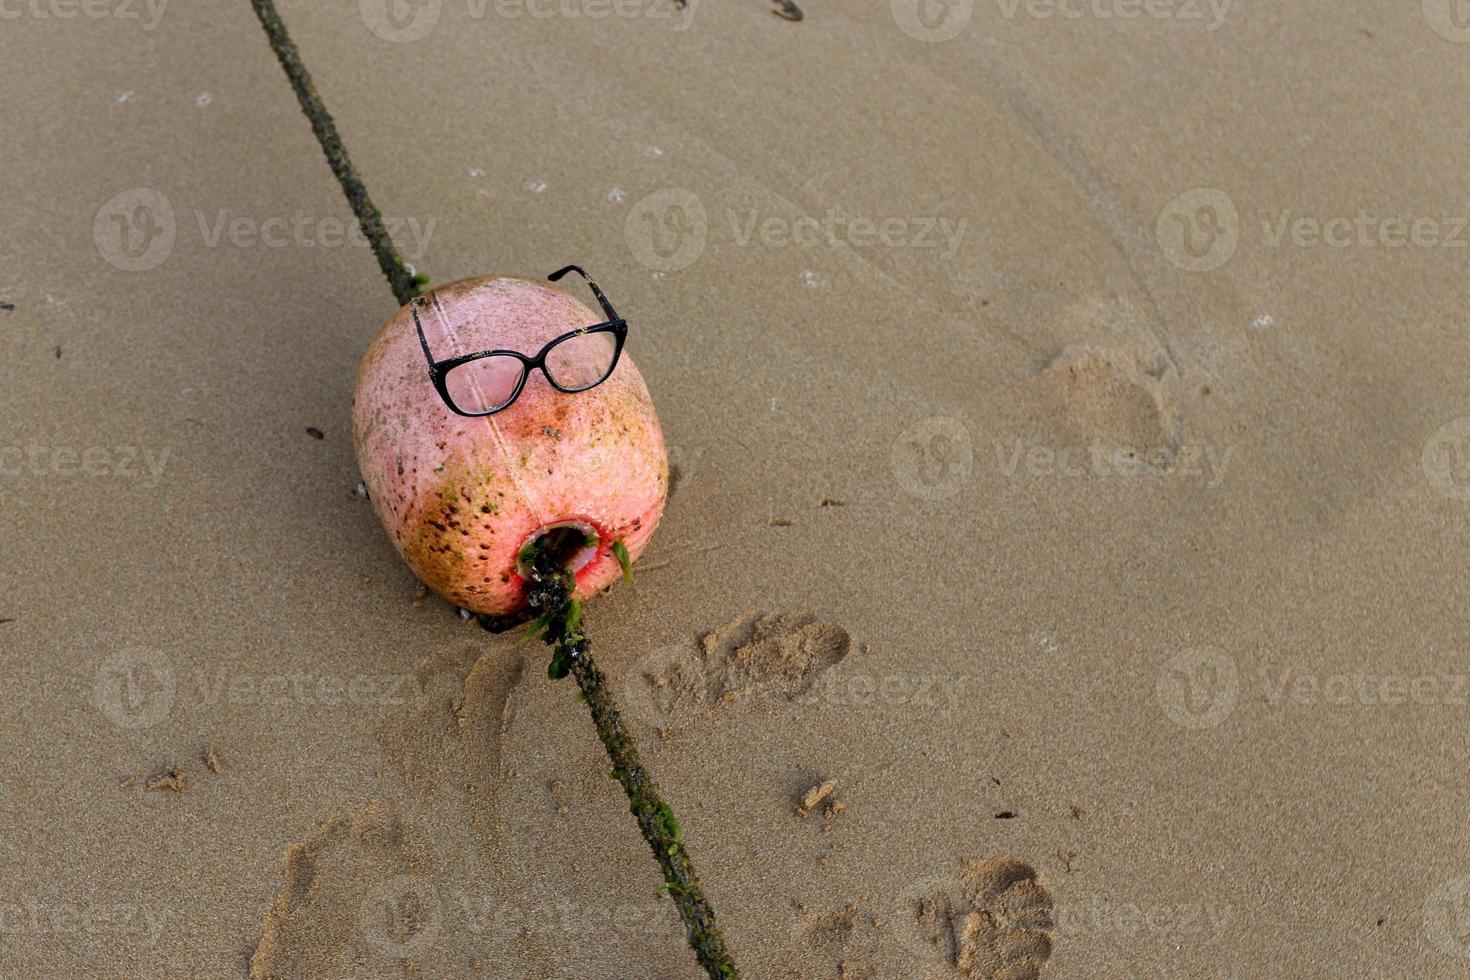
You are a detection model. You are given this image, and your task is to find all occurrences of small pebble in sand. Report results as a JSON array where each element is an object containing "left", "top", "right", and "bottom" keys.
[
  {"left": 797, "top": 777, "right": 838, "bottom": 817},
  {"left": 203, "top": 745, "right": 224, "bottom": 774},
  {"left": 147, "top": 768, "right": 188, "bottom": 792},
  {"left": 119, "top": 776, "right": 136, "bottom": 790},
  {"left": 769, "top": 516, "right": 795, "bottom": 527},
  {"left": 306, "top": 426, "right": 325, "bottom": 440},
  {"left": 195, "top": 92, "right": 213, "bottom": 108}
]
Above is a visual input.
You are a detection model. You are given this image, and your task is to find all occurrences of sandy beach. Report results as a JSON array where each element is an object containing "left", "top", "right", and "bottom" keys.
[{"left": 3, "top": 0, "right": 1470, "bottom": 976}]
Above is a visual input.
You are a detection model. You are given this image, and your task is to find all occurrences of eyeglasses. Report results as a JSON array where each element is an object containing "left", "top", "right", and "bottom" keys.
[{"left": 413, "top": 265, "right": 628, "bottom": 417}]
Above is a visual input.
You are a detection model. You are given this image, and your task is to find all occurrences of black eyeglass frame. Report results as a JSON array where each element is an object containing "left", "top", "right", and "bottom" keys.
[{"left": 412, "top": 265, "right": 628, "bottom": 418}]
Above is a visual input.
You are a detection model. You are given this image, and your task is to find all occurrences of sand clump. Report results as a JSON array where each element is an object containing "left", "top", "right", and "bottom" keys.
[
  {"left": 797, "top": 777, "right": 839, "bottom": 817},
  {"left": 145, "top": 768, "right": 188, "bottom": 793}
]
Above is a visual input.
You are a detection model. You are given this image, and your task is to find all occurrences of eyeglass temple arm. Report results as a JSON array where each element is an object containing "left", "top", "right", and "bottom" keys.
[
  {"left": 549, "top": 264, "right": 619, "bottom": 323},
  {"left": 410, "top": 296, "right": 438, "bottom": 366}
]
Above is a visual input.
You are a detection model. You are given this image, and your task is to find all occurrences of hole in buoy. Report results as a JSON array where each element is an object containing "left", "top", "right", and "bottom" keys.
[{"left": 516, "top": 520, "right": 600, "bottom": 578}]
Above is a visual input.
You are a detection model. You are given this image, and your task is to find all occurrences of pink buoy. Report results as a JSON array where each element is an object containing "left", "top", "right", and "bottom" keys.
[{"left": 352, "top": 273, "right": 668, "bottom": 616}]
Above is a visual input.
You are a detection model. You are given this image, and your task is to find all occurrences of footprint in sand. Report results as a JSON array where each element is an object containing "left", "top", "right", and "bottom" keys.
[
  {"left": 249, "top": 804, "right": 448, "bottom": 978},
  {"left": 1029, "top": 343, "right": 1182, "bottom": 472},
  {"left": 621, "top": 611, "right": 853, "bottom": 733},
  {"left": 906, "top": 859, "right": 1056, "bottom": 980}
]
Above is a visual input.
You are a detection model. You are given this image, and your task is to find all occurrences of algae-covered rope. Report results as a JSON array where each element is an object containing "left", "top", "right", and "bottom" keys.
[
  {"left": 517, "top": 546, "right": 739, "bottom": 979},
  {"left": 248, "top": 0, "right": 423, "bottom": 306},
  {"left": 247, "top": 3, "right": 740, "bottom": 974}
]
